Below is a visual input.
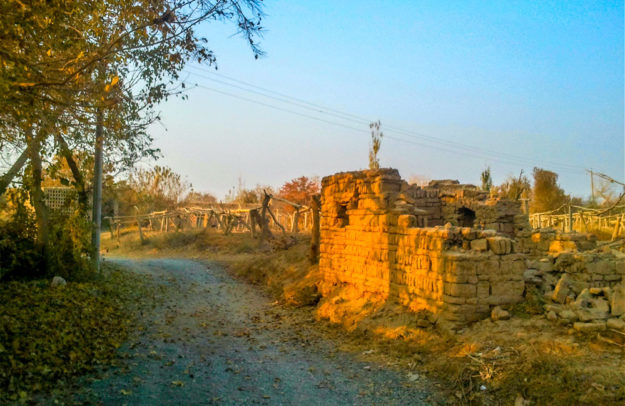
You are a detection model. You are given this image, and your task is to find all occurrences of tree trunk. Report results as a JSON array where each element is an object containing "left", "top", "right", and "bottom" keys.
[
  {"left": 0, "top": 147, "right": 29, "bottom": 196},
  {"left": 56, "top": 134, "right": 89, "bottom": 213},
  {"left": 91, "top": 110, "right": 104, "bottom": 272},
  {"left": 291, "top": 209, "right": 300, "bottom": 233},
  {"left": 259, "top": 193, "right": 274, "bottom": 242},
  {"left": 27, "top": 128, "right": 50, "bottom": 273}
]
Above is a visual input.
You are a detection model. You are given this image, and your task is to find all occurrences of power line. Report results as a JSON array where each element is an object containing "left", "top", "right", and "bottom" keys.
[
  {"left": 185, "top": 65, "right": 587, "bottom": 173},
  {"left": 190, "top": 83, "right": 584, "bottom": 174}
]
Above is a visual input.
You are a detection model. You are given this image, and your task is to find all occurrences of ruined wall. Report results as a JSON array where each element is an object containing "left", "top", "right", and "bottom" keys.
[
  {"left": 522, "top": 230, "right": 625, "bottom": 331},
  {"left": 319, "top": 169, "right": 526, "bottom": 324},
  {"left": 318, "top": 168, "right": 625, "bottom": 331},
  {"left": 400, "top": 180, "right": 528, "bottom": 236}
]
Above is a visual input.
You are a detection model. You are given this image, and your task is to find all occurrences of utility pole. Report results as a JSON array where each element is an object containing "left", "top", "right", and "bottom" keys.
[
  {"left": 92, "top": 109, "right": 104, "bottom": 272},
  {"left": 587, "top": 169, "right": 595, "bottom": 205}
]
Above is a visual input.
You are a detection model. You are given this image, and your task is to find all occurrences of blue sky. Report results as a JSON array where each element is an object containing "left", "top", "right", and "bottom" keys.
[{"left": 150, "top": 0, "right": 624, "bottom": 199}]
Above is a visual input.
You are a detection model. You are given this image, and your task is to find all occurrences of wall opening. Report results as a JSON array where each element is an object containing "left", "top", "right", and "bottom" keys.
[
  {"left": 337, "top": 204, "right": 349, "bottom": 227},
  {"left": 457, "top": 207, "right": 476, "bottom": 227}
]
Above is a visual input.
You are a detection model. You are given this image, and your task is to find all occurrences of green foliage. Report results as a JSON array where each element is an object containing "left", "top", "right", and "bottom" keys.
[
  {"left": 498, "top": 170, "right": 531, "bottom": 201},
  {"left": 0, "top": 266, "right": 145, "bottom": 402},
  {"left": 480, "top": 167, "right": 493, "bottom": 192},
  {"left": 0, "top": 191, "right": 42, "bottom": 280},
  {"left": 509, "top": 285, "right": 545, "bottom": 318},
  {"left": 0, "top": 189, "right": 94, "bottom": 281},
  {"left": 47, "top": 211, "right": 94, "bottom": 281},
  {"left": 117, "top": 165, "right": 192, "bottom": 214},
  {"left": 225, "top": 178, "right": 273, "bottom": 205}
]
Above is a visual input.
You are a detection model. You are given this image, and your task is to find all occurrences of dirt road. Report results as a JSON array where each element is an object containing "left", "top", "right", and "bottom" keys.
[{"left": 79, "top": 259, "right": 431, "bottom": 405}]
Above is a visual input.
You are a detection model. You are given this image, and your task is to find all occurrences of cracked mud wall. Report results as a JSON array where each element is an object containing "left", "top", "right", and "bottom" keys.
[{"left": 318, "top": 169, "right": 527, "bottom": 325}]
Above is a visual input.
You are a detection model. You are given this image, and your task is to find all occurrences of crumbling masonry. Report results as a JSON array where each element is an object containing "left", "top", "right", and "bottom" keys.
[{"left": 319, "top": 169, "right": 625, "bottom": 327}]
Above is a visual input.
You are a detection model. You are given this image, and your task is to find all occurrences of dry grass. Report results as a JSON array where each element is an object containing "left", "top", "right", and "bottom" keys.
[{"left": 103, "top": 229, "right": 625, "bottom": 405}]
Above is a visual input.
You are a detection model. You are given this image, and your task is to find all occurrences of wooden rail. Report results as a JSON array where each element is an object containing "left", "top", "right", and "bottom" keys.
[
  {"left": 104, "top": 193, "right": 319, "bottom": 244},
  {"left": 529, "top": 204, "right": 625, "bottom": 240}
]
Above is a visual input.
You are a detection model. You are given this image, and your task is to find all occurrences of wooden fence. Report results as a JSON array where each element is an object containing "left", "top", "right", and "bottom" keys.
[
  {"left": 104, "top": 193, "right": 319, "bottom": 244},
  {"left": 529, "top": 204, "right": 625, "bottom": 240}
]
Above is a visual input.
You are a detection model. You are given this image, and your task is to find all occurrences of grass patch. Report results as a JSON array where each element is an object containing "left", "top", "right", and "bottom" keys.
[
  {"left": 0, "top": 264, "right": 148, "bottom": 403},
  {"left": 509, "top": 285, "right": 546, "bottom": 318}
]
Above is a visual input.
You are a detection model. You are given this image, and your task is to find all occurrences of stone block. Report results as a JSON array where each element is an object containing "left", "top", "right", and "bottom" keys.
[
  {"left": 552, "top": 274, "right": 570, "bottom": 304},
  {"left": 487, "top": 237, "right": 512, "bottom": 255},
  {"left": 607, "top": 318, "right": 625, "bottom": 331},
  {"left": 471, "top": 238, "right": 488, "bottom": 251},
  {"left": 573, "top": 321, "right": 606, "bottom": 333},
  {"left": 444, "top": 283, "right": 477, "bottom": 298},
  {"left": 443, "top": 294, "right": 466, "bottom": 304},
  {"left": 490, "top": 280, "right": 524, "bottom": 299},
  {"left": 491, "top": 306, "right": 510, "bottom": 321},
  {"left": 398, "top": 214, "right": 417, "bottom": 228},
  {"left": 610, "top": 284, "right": 625, "bottom": 316},
  {"left": 548, "top": 240, "right": 578, "bottom": 253},
  {"left": 477, "top": 281, "right": 490, "bottom": 299}
]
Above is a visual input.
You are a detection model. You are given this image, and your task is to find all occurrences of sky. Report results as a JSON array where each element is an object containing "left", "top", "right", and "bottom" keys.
[{"left": 148, "top": 0, "right": 624, "bottom": 200}]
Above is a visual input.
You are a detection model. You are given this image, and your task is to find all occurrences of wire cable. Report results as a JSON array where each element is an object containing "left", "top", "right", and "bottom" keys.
[
  {"left": 185, "top": 65, "right": 586, "bottom": 173},
  {"left": 191, "top": 83, "right": 585, "bottom": 174}
]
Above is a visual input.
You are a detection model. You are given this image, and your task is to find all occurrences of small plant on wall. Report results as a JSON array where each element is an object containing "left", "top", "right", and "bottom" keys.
[{"left": 368, "top": 120, "right": 384, "bottom": 170}]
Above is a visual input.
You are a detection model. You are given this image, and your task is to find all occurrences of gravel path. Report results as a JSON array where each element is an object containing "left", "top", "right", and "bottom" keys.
[{"left": 82, "top": 258, "right": 431, "bottom": 405}]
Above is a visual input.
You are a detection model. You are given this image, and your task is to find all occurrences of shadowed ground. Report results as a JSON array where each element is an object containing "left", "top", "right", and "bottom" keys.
[{"left": 74, "top": 258, "right": 430, "bottom": 405}]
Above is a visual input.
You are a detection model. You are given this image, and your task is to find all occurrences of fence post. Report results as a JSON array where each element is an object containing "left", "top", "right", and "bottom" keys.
[
  {"left": 291, "top": 209, "right": 300, "bottom": 233},
  {"left": 136, "top": 217, "right": 144, "bottom": 244},
  {"left": 309, "top": 195, "right": 321, "bottom": 264},
  {"left": 568, "top": 205, "right": 573, "bottom": 232},
  {"left": 612, "top": 214, "right": 624, "bottom": 241}
]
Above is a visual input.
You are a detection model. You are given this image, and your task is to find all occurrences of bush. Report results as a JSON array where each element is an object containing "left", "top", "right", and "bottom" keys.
[
  {"left": 0, "top": 192, "right": 43, "bottom": 280},
  {"left": 0, "top": 190, "right": 95, "bottom": 282},
  {"left": 47, "top": 211, "right": 94, "bottom": 281}
]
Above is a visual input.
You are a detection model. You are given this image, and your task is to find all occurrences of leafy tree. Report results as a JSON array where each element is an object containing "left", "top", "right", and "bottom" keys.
[
  {"left": 225, "top": 177, "right": 274, "bottom": 205},
  {"left": 480, "top": 167, "right": 493, "bottom": 192},
  {"left": 279, "top": 176, "right": 320, "bottom": 210},
  {"left": 368, "top": 121, "right": 383, "bottom": 170},
  {"left": 499, "top": 170, "right": 531, "bottom": 201},
  {"left": 0, "top": 0, "right": 265, "bottom": 276},
  {"left": 126, "top": 166, "right": 192, "bottom": 212},
  {"left": 531, "top": 167, "right": 568, "bottom": 213},
  {"left": 183, "top": 191, "right": 218, "bottom": 206}
]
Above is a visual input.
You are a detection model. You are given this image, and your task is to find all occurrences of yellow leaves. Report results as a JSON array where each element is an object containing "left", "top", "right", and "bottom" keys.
[
  {"left": 171, "top": 380, "right": 185, "bottom": 387},
  {"left": 47, "top": 49, "right": 53, "bottom": 57},
  {"left": 0, "top": 268, "right": 148, "bottom": 401},
  {"left": 105, "top": 75, "right": 120, "bottom": 92},
  {"left": 16, "top": 82, "right": 35, "bottom": 87}
]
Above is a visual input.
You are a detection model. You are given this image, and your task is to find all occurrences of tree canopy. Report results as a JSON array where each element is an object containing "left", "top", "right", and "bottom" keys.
[{"left": 0, "top": 0, "right": 265, "bottom": 278}]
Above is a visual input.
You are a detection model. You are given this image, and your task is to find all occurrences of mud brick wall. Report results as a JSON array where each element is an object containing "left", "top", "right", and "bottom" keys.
[
  {"left": 319, "top": 169, "right": 526, "bottom": 324},
  {"left": 402, "top": 181, "right": 528, "bottom": 236},
  {"left": 517, "top": 229, "right": 597, "bottom": 256},
  {"left": 403, "top": 186, "right": 443, "bottom": 226}
]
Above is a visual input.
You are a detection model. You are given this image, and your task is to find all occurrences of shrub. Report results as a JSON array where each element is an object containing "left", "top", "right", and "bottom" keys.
[{"left": 0, "top": 191, "right": 95, "bottom": 281}]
